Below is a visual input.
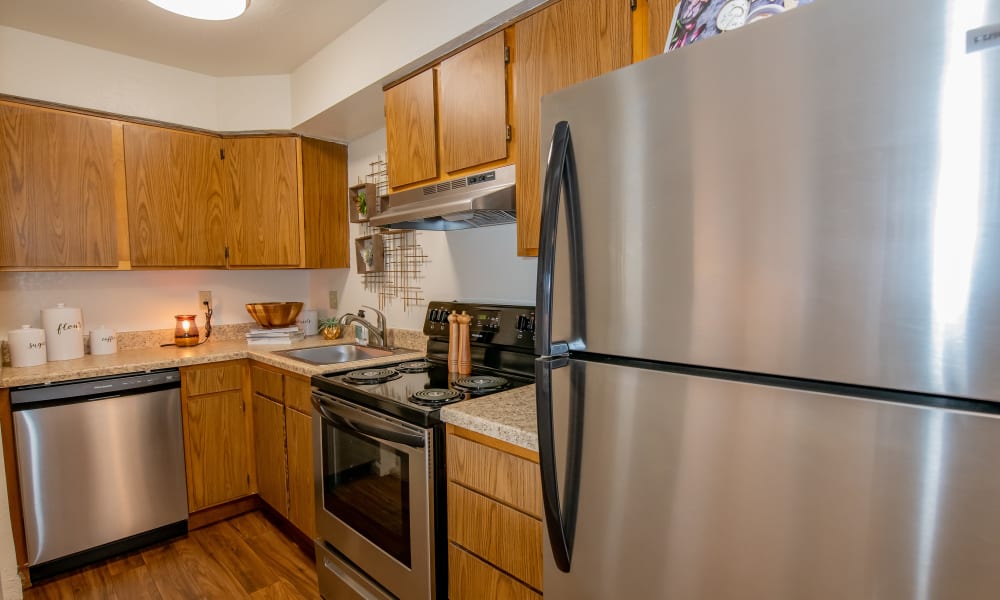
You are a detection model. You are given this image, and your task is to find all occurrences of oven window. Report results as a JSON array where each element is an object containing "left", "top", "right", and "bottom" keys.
[{"left": 321, "top": 421, "right": 412, "bottom": 567}]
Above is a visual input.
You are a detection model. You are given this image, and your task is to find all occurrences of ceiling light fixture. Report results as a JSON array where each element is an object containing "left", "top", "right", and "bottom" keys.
[{"left": 147, "top": 0, "right": 250, "bottom": 21}]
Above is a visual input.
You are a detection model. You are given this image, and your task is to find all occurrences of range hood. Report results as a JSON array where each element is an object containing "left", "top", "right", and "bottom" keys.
[{"left": 371, "top": 164, "right": 515, "bottom": 230}]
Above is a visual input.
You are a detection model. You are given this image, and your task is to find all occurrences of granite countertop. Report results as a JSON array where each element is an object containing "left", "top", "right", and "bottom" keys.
[
  {"left": 440, "top": 384, "right": 538, "bottom": 452},
  {"left": 0, "top": 337, "right": 424, "bottom": 388}
]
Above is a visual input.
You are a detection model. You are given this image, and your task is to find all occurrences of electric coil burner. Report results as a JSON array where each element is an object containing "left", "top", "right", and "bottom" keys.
[
  {"left": 453, "top": 375, "right": 509, "bottom": 393},
  {"left": 394, "top": 360, "right": 434, "bottom": 373},
  {"left": 311, "top": 301, "right": 536, "bottom": 600},
  {"left": 411, "top": 388, "right": 462, "bottom": 405},
  {"left": 342, "top": 367, "right": 400, "bottom": 384}
]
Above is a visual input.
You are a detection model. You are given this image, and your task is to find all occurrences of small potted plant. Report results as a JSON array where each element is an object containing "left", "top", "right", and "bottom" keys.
[
  {"left": 356, "top": 189, "right": 367, "bottom": 218},
  {"left": 318, "top": 317, "right": 342, "bottom": 340}
]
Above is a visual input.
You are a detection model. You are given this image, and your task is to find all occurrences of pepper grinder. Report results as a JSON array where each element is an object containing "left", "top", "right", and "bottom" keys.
[
  {"left": 447, "top": 310, "right": 460, "bottom": 372},
  {"left": 457, "top": 311, "right": 472, "bottom": 375}
]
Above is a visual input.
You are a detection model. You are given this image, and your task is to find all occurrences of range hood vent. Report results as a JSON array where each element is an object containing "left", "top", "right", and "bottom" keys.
[{"left": 372, "top": 164, "right": 515, "bottom": 231}]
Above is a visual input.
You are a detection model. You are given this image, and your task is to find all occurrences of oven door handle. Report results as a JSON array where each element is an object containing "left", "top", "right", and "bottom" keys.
[{"left": 312, "top": 395, "right": 426, "bottom": 449}]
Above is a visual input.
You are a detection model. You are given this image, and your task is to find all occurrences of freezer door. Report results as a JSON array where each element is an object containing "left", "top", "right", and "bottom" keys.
[
  {"left": 538, "top": 0, "right": 1000, "bottom": 401},
  {"left": 537, "top": 357, "right": 1000, "bottom": 599}
]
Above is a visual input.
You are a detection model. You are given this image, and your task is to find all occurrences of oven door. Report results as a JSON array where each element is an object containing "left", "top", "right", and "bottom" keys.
[{"left": 312, "top": 390, "right": 435, "bottom": 600}]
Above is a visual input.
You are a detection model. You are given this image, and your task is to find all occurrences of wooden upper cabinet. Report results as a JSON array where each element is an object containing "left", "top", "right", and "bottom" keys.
[
  {"left": 0, "top": 101, "right": 124, "bottom": 268},
  {"left": 439, "top": 31, "right": 509, "bottom": 174},
  {"left": 223, "top": 136, "right": 301, "bottom": 267},
  {"left": 301, "top": 138, "right": 349, "bottom": 269},
  {"left": 124, "top": 123, "right": 226, "bottom": 267},
  {"left": 645, "top": 0, "right": 682, "bottom": 59},
  {"left": 514, "top": 0, "right": 632, "bottom": 256},
  {"left": 385, "top": 69, "right": 439, "bottom": 188}
]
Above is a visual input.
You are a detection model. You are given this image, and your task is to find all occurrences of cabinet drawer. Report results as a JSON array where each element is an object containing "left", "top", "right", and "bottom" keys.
[
  {"left": 183, "top": 361, "right": 243, "bottom": 395},
  {"left": 284, "top": 374, "right": 312, "bottom": 415},
  {"left": 449, "top": 543, "right": 541, "bottom": 600},
  {"left": 447, "top": 434, "right": 542, "bottom": 518},
  {"left": 447, "top": 483, "right": 543, "bottom": 590},
  {"left": 251, "top": 364, "right": 284, "bottom": 402}
]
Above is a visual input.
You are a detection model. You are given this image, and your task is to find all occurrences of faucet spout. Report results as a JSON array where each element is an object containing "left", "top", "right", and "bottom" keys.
[{"left": 339, "top": 307, "right": 388, "bottom": 349}]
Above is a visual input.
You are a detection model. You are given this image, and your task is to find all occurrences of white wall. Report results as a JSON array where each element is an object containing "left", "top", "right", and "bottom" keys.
[
  {"left": 0, "top": 270, "right": 312, "bottom": 336},
  {"left": 0, "top": 26, "right": 219, "bottom": 129},
  {"left": 216, "top": 75, "right": 291, "bottom": 132},
  {"left": 0, "top": 26, "right": 291, "bottom": 131},
  {"left": 306, "top": 129, "right": 537, "bottom": 332}
]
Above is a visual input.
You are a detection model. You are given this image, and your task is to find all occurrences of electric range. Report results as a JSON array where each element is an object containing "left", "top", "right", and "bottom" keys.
[{"left": 311, "top": 301, "right": 535, "bottom": 600}]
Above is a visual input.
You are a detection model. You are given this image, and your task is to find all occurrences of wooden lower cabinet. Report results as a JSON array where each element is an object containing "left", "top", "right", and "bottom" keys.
[
  {"left": 181, "top": 361, "right": 254, "bottom": 512},
  {"left": 449, "top": 544, "right": 541, "bottom": 600},
  {"left": 286, "top": 406, "right": 316, "bottom": 538},
  {"left": 249, "top": 362, "right": 316, "bottom": 538},
  {"left": 253, "top": 392, "right": 288, "bottom": 516},
  {"left": 446, "top": 425, "right": 543, "bottom": 598}
]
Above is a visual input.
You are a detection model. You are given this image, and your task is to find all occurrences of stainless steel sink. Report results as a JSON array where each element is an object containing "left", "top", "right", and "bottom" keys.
[{"left": 273, "top": 344, "right": 409, "bottom": 365}]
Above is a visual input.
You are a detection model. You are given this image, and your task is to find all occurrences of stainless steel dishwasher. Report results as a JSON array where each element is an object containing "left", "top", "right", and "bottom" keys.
[{"left": 12, "top": 369, "right": 188, "bottom": 581}]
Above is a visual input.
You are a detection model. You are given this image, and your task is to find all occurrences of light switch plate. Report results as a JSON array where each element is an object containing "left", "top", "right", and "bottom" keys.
[{"left": 329, "top": 291, "right": 338, "bottom": 310}]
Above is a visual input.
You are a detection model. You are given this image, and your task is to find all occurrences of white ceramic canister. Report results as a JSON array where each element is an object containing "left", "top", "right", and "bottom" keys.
[
  {"left": 89, "top": 326, "right": 117, "bottom": 355},
  {"left": 297, "top": 309, "right": 319, "bottom": 336},
  {"left": 8, "top": 325, "right": 47, "bottom": 368},
  {"left": 41, "top": 303, "right": 84, "bottom": 361}
]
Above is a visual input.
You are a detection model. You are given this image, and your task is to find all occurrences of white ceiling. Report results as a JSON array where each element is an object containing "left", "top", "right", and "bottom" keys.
[{"left": 0, "top": 0, "right": 387, "bottom": 76}]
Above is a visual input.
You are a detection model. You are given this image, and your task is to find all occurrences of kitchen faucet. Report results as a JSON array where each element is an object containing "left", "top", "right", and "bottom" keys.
[{"left": 339, "top": 305, "right": 388, "bottom": 348}]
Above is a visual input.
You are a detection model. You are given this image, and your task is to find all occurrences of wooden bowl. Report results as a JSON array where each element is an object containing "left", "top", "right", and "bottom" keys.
[{"left": 245, "top": 302, "right": 303, "bottom": 328}]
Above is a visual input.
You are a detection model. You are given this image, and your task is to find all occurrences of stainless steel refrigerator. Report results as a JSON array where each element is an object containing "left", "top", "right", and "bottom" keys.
[{"left": 535, "top": 0, "right": 1000, "bottom": 598}]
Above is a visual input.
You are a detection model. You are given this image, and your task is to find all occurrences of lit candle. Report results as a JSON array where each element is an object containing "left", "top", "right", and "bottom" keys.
[{"left": 174, "top": 315, "right": 199, "bottom": 347}]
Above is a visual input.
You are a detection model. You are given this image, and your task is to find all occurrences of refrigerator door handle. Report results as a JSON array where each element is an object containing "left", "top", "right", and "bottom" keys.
[
  {"left": 536, "top": 121, "right": 587, "bottom": 356},
  {"left": 536, "top": 355, "right": 584, "bottom": 573}
]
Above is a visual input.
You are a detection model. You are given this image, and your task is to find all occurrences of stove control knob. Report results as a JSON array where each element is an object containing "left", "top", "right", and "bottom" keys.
[
  {"left": 517, "top": 315, "right": 528, "bottom": 330},
  {"left": 429, "top": 308, "right": 440, "bottom": 322},
  {"left": 527, "top": 316, "right": 536, "bottom": 332},
  {"left": 439, "top": 310, "right": 451, "bottom": 323}
]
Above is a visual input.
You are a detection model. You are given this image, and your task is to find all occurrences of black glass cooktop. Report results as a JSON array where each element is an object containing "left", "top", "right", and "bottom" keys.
[{"left": 313, "top": 360, "right": 533, "bottom": 427}]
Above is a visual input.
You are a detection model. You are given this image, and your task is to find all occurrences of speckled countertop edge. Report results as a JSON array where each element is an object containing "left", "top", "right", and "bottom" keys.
[
  {"left": 440, "top": 385, "right": 538, "bottom": 452},
  {"left": 0, "top": 337, "right": 424, "bottom": 387}
]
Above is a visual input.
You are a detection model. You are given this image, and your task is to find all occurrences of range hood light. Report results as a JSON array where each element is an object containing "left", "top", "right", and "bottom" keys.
[
  {"left": 147, "top": 0, "right": 249, "bottom": 21},
  {"left": 443, "top": 212, "right": 476, "bottom": 222}
]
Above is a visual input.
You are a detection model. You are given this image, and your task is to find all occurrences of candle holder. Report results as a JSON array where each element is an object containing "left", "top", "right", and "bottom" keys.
[{"left": 174, "top": 315, "right": 200, "bottom": 347}]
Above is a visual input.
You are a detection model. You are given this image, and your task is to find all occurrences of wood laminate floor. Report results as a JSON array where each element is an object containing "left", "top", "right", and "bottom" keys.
[{"left": 24, "top": 511, "right": 321, "bottom": 600}]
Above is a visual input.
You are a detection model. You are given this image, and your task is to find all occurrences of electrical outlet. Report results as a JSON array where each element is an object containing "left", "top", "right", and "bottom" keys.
[
  {"left": 329, "top": 291, "right": 338, "bottom": 310},
  {"left": 198, "top": 290, "right": 213, "bottom": 309}
]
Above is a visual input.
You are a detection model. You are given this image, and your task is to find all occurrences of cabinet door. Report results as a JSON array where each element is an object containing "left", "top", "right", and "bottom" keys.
[
  {"left": 449, "top": 544, "right": 542, "bottom": 600},
  {"left": 439, "top": 32, "right": 509, "bottom": 174},
  {"left": 0, "top": 101, "right": 123, "bottom": 268},
  {"left": 301, "top": 138, "right": 350, "bottom": 269},
  {"left": 514, "top": 0, "right": 632, "bottom": 256},
  {"left": 253, "top": 393, "right": 288, "bottom": 516},
  {"left": 646, "top": 0, "right": 683, "bottom": 59},
  {"left": 224, "top": 136, "right": 301, "bottom": 267},
  {"left": 124, "top": 123, "right": 226, "bottom": 267},
  {"left": 183, "top": 390, "right": 253, "bottom": 511},
  {"left": 286, "top": 407, "right": 316, "bottom": 538},
  {"left": 385, "top": 69, "right": 439, "bottom": 188}
]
